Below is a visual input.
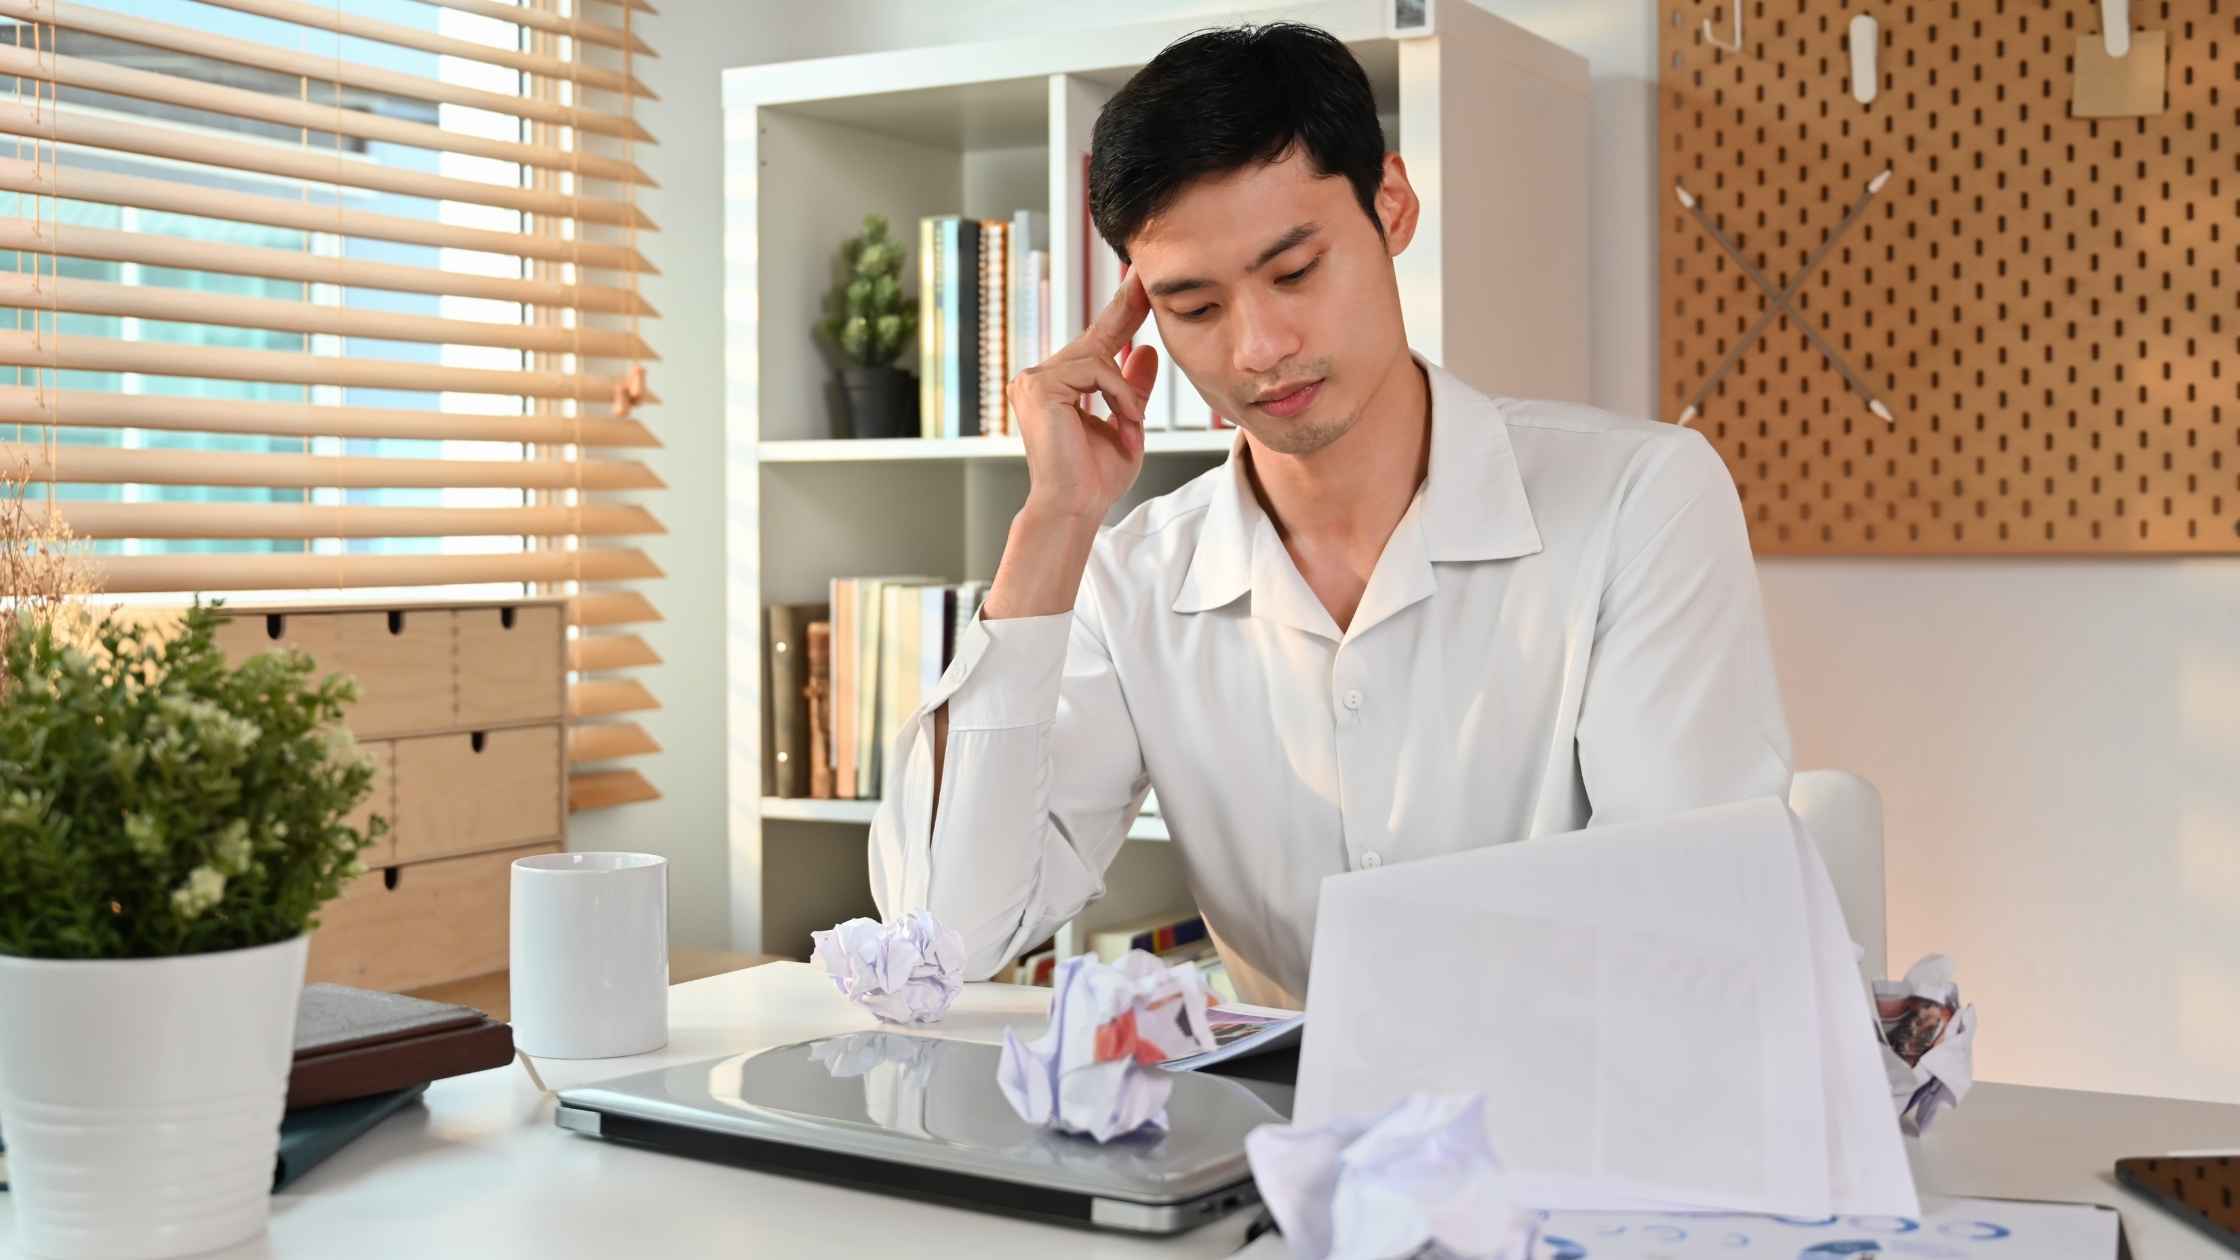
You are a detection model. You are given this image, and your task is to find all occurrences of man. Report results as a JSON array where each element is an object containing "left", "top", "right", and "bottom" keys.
[{"left": 870, "top": 22, "right": 1791, "bottom": 1009}]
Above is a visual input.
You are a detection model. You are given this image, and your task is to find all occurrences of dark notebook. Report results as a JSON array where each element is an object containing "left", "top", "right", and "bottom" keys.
[
  {"left": 289, "top": 983, "right": 513, "bottom": 1110},
  {"left": 274, "top": 1082, "right": 429, "bottom": 1191}
]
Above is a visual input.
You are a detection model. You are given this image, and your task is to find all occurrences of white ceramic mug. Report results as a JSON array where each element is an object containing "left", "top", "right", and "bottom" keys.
[{"left": 509, "top": 851, "right": 669, "bottom": 1059}]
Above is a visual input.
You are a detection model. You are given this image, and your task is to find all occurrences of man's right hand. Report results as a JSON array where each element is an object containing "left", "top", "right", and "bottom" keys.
[{"left": 1007, "top": 267, "right": 1160, "bottom": 524}]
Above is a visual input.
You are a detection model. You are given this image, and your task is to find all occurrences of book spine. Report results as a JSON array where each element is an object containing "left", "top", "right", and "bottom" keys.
[
  {"left": 805, "top": 621, "right": 834, "bottom": 799},
  {"left": 877, "top": 585, "right": 918, "bottom": 795},
  {"left": 761, "top": 604, "right": 778, "bottom": 795},
  {"left": 938, "top": 585, "right": 959, "bottom": 672},
  {"left": 854, "top": 579, "right": 885, "bottom": 798},
  {"left": 956, "top": 220, "right": 982, "bottom": 439},
  {"left": 941, "top": 219, "right": 961, "bottom": 439},
  {"left": 767, "top": 604, "right": 805, "bottom": 797},
  {"left": 829, "top": 579, "right": 856, "bottom": 800},
  {"left": 918, "top": 216, "right": 937, "bottom": 441}
]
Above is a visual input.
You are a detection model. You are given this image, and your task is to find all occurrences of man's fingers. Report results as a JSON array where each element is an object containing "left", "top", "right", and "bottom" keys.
[
  {"left": 1085, "top": 266, "right": 1152, "bottom": 356},
  {"left": 1121, "top": 341, "right": 1160, "bottom": 401},
  {"left": 1021, "top": 349, "right": 1144, "bottom": 424}
]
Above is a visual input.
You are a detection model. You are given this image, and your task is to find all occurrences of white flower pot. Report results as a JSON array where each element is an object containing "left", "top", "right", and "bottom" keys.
[{"left": 0, "top": 934, "right": 308, "bottom": 1260}]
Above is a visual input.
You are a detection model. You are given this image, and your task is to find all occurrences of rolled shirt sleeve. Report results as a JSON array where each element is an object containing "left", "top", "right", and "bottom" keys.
[{"left": 868, "top": 576, "right": 1149, "bottom": 980}]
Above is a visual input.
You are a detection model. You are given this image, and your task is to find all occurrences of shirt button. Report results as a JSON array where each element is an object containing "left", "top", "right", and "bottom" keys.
[
  {"left": 1342, "top": 689, "right": 1363, "bottom": 711},
  {"left": 1359, "top": 851, "right": 1382, "bottom": 870}
]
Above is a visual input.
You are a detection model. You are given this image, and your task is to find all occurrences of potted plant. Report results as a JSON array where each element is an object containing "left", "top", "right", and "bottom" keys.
[
  {"left": 816, "top": 213, "right": 919, "bottom": 438},
  {"left": 0, "top": 604, "right": 384, "bottom": 1260}
]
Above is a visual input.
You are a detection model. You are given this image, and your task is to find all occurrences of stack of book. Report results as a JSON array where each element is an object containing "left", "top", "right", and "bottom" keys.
[
  {"left": 918, "top": 211, "right": 1049, "bottom": 438},
  {"left": 762, "top": 579, "right": 991, "bottom": 800},
  {"left": 1003, "top": 909, "right": 1229, "bottom": 1000}
]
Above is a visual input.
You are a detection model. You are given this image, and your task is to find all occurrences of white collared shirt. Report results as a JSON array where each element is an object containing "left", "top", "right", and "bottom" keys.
[{"left": 870, "top": 356, "right": 1792, "bottom": 1009}]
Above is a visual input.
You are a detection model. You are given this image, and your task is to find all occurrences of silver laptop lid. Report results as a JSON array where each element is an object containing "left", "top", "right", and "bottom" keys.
[{"left": 557, "top": 1031, "right": 1290, "bottom": 1205}]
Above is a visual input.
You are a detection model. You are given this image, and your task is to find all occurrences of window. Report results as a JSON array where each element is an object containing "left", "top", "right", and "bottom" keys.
[{"left": 0, "top": 0, "right": 664, "bottom": 810}]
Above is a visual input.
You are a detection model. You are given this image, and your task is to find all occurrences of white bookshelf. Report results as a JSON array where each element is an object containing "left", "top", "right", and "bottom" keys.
[{"left": 723, "top": 0, "right": 1588, "bottom": 962}]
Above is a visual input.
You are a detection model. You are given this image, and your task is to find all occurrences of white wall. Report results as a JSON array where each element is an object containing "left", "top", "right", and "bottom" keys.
[{"left": 637, "top": 0, "right": 2240, "bottom": 1103}]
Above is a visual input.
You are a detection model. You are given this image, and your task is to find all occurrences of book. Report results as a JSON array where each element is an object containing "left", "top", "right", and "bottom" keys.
[
  {"left": 804, "top": 620, "right": 835, "bottom": 798},
  {"left": 288, "top": 983, "right": 513, "bottom": 1110},
  {"left": 979, "top": 218, "right": 1008, "bottom": 435},
  {"left": 273, "top": 1082, "right": 429, "bottom": 1191},
  {"left": 764, "top": 602, "right": 826, "bottom": 798},
  {"left": 961, "top": 219, "right": 984, "bottom": 437},
  {"left": 850, "top": 575, "right": 942, "bottom": 797},
  {"left": 1008, "top": 210, "right": 1048, "bottom": 430},
  {"left": 918, "top": 215, "right": 940, "bottom": 440},
  {"left": 829, "top": 578, "right": 860, "bottom": 799},
  {"left": 876, "top": 583, "right": 931, "bottom": 789}
]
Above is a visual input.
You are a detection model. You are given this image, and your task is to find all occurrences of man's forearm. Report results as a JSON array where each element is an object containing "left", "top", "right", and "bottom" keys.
[
  {"left": 931, "top": 503, "right": 1099, "bottom": 822},
  {"left": 981, "top": 502, "right": 1102, "bottom": 621}
]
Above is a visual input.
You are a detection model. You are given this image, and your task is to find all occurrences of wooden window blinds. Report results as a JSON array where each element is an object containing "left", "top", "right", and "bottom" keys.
[{"left": 0, "top": 0, "right": 664, "bottom": 812}]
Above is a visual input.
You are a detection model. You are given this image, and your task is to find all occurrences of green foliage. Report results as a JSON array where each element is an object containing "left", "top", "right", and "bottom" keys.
[
  {"left": 816, "top": 213, "right": 917, "bottom": 368},
  {"left": 0, "top": 603, "right": 384, "bottom": 960}
]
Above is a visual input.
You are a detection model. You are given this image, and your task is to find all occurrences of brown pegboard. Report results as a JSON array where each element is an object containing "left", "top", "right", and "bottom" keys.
[{"left": 1659, "top": 1, "right": 2238, "bottom": 554}]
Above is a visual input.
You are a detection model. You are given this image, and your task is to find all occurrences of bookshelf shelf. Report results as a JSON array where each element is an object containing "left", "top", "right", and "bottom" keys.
[
  {"left": 758, "top": 431, "right": 1235, "bottom": 464},
  {"left": 759, "top": 796, "right": 1172, "bottom": 842},
  {"left": 726, "top": 0, "right": 1588, "bottom": 963}
]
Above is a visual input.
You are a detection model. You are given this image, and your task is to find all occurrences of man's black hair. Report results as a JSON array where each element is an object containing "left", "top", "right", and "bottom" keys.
[{"left": 1088, "top": 22, "right": 1387, "bottom": 265}]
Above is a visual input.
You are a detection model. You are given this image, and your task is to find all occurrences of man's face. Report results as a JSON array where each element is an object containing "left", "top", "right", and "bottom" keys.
[{"left": 1126, "top": 148, "right": 1418, "bottom": 458}]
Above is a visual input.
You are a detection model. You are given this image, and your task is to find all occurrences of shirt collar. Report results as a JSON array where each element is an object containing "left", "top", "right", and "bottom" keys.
[{"left": 1171, "top": 353, "right": 1544, "bottom": 618}]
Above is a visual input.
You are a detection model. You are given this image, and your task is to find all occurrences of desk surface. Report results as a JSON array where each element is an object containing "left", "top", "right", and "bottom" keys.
[{"left": 6, "top": 962, "right": 2237, "bottom": 1259}]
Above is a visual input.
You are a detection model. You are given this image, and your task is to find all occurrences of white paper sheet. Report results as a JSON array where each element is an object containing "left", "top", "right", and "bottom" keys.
[
  {"left": 1293, "top": 796, "right": 1918, "bottom": 1218},
  {"left": 1238, "top": 1197, "right": 2119, "bottom": 1260}
]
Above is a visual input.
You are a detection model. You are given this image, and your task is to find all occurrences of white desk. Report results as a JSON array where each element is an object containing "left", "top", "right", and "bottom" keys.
[{"left": 6, "top": 962, "right": 2236, "bottom": 1259}]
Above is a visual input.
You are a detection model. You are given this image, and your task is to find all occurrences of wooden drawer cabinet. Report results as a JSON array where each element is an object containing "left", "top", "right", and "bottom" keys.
[
  {"left": 342, "top": 741, "right": 397, "bottom": 868},
  {"left": 188, "top": 596, "right": 571, "bottom": 993},
  {"left": 306, "top": 841, "right": 562, "bottom": 991},
  {"left": 210, "top": 608, "right": 451, "bottom": 738},
  {"left": 456, "top": 605, "right": 565, "bottom": 726},
  {"left": 393, "top": 726, "right": 564, "bottom": 864}
]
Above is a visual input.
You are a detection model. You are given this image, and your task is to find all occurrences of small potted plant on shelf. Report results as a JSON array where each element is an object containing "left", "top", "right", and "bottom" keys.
[
  {"left": 816, "top": 213, "right": 919, "bottom": 439},
  {"left": 0, "top": 603, "right": 386, "bottom": 1260}
]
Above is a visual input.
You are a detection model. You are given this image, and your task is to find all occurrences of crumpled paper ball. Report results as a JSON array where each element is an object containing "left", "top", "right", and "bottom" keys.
[
  {"left": 996, "top": 950, "right": 1216, "bottom": 1143},
  {"left": 810, "top": 909, "right": 965, "bottom": 1025},
  {"left": 1874, "top": 953, "right": 1976, "bottom": 1135},
  {"left": 1245, "top": 1093, "right": 1539, "bottom": 1260}
]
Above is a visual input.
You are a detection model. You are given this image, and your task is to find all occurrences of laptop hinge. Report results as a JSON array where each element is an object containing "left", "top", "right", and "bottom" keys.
[{"left": 555, "top": 1105, "right": 604, "bottom": 1137}]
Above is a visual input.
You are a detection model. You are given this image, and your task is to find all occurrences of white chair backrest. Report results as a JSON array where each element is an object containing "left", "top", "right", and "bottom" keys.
[{"left": 1788, "top": 769, "right": 1887, "bottom": 981}]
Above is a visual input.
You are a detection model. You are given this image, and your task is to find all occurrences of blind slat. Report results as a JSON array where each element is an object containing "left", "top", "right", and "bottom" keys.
[
  {"left": 0, "top": 332, "right": 655, "bottom": 402},
  {"left": 568, "top": 722, "right": 662, "bottom": 765},
  {"left": 568, "top": 590, "right": 661, "bottom": 628},
  {"left": 0, "top": 0, "right": 654, "bottom": 142},
  {"left": 0, "top": 161, "right": 657, "bottom": 273},
  {"left": 0, "top": 106, "right": 655, "bottom": 229},
  {"left": 0, "top": 387, "right": 658, "bottom": 447},
  {"left": 0, "top": 44, "right": 655, "bottom": 187},
  {"left": 568, "top": 768, "right": 660, "bottom": 812},
  {"left": 60, "top": 501, "right": 663, "bottom": 540},
  {"left": 195, "top": 0, "right": 657, "bottom": 99},
  {"left": 0, "top": 271, "right": 655, "bottom": 359},
  {"left": 570, "top": 678, "right": 658, "bottom": 718},
  {"left": 86, "top": 547, "right": 662, "bottom": 594},
  {"left": 410, "top": 0, "right": 654, "bottom": 57},
  {"left": 0, "top": 442, "right": 663, "bottom": 490},
  {"left": 0, "top": 219, "right": 656, "bottom": 317},
  {"left": 570, "top": 632, "right": 661, "bottom": 672}
]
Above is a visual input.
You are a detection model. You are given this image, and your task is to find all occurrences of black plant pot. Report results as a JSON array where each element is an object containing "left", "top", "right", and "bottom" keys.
[{"left": 840, "top": 364, "right": 917, "bottom": 439}]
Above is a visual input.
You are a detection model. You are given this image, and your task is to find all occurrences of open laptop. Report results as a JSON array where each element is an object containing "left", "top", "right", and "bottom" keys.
[{"left": 553, "top": 1029, "right": 1290, "bottom": 1235}]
